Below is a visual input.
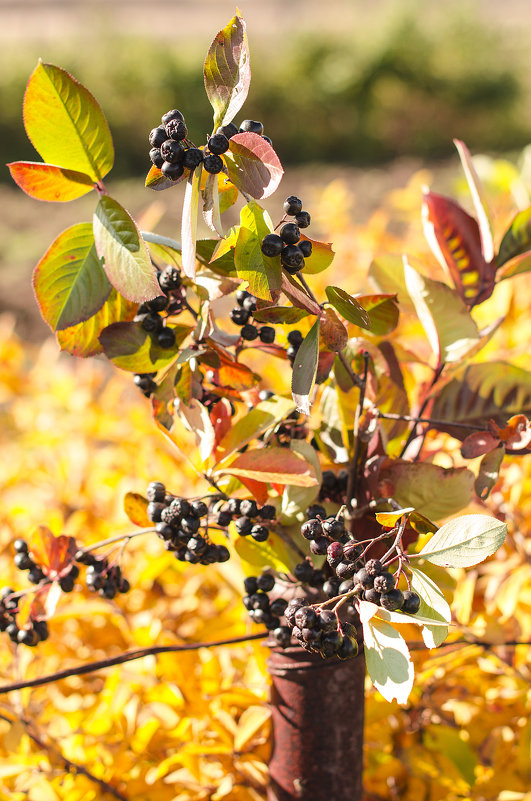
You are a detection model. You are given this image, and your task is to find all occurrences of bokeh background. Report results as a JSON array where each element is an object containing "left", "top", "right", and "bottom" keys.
[{"left": 0, "top": 2, "right": 530, "bottom": 799}]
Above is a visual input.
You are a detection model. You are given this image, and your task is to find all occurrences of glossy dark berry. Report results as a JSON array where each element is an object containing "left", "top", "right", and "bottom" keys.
[
  {"left": 216, "top": 123, "right": 239, "bottom": 139},
  {"left": 285, "top": 598, "right": 306, "bottom": 625},
  {"left": 239, "top": 120, "right": 263, "bottom": 134},
  {"left": 338, "top": 637, "right": 356, "bottom": 660},
  {"left": 301, "top": 519, "right": 323, "bottom": 540},
  {"left": 159, "top": 266, "right": 182, "bottom": 290},
  {"left": 402, "top": 591, "right": 421, "bottom": 615},
  {"left": 261, "top": 234, "right": 283, "bottom": 257},
  {"left": 147, "top": 502, "right": 166, "bottom": 523},
  {"left": 203, "top": 153, "right": 224, "bottom": 174},
  {"left": 217, "top": 545, "right": 230, "bottom": 563},
  {"left": 262, "top": 135, "right": 273, "bottom": 145},
  {"left": 240, "top": 500, "right": 258, "bottom": 518},
  {"left": 283, "top": 196, "right": 303, "bottom": 216},
  {"left": 119, "top": 578, "right": 131, "bottom": 594},
  {"left": 355, "top": 568, "right": 373, "bottom": 589},
  {"left": 293, "top": 562, "right": 314, "bottom": 583},
  {"left": 157, "top": 327, "right": 176, "bottom": 349},
  {"left": 294, "top": 606, "right": 317, "bottom": 629},
  {"left": 236, "top": 289, "right": 251, "bottom": 306},
  {"left": 323, "top": 578, "right": 340, "bottom": 597},
  {"left": 364, "top": 588, "right": 381, "bottom": 604},
  {"left": 310, "top": 537, "right": 329, "bottom": 555},
  {"left": 306, "top": 502, "right": 325, "bottom": 519},
  {"left": 161, "top": 161, "right": 185, "bottom": 181},
  {"left": 230, "top": 306, "right": 250, "bottom": 326},
  {"left": 14, "top": 553, "right": 33, "bottom": 570},
  {"left": 322, "top": 518, "right": 345, "bottom": 538},
  {"left": 207, "top": 134, "right": 229, "bottom": 154},
  {"left": 251, "top": 525, "right": 269, "bottom": 542},
  {"left": 191, "top": 500, "right": 208, "bottom": 518},
  {"left": 165, "top": 118, "right": 187, "bottom": 140},
  {"left": 149, "top": 126, "right": 167, "bottom": 148},
  {"left": 244, "top": 576, "right": 258, "bottom": 595},
  {"left": 336, "top": 561, "right": 357, "bottom": 580},
  {"left": 182, "top": 148, "right": 204, "bottom": 170},
  {"left": 59, "top": 575, "right": 75, "bottom": 593},
  {"left": 256, "top": 573, "right": 275, "bottom": 592},
  {"left": 259, "top": 505, "right": 276, "bottom": 520},
  {"left": 295, "top": 211, "right": 311, "bottom": 228},
  {"left": 338, "top": 579, "right": 355, "bottom": 594},
  {"left": 272, "top": 626, "right": 292, "bottom": 647},
  {"left": 242, "top": 295, "right": 257, "bottom": 312},
  {"left": 18, "top": 628, "right": 38, "bottom": 647},
  {"left": 141, "top": 312, "right": 163, "bottom": 333},
  {"left": 161, "top": 139, "right": 184, "bottom": 164},
  {"left": 187, "top": 536, "right": 207, "bottom": 555},
  {"left": 162, "top": 109, "right": 185, "bottom": 126},
  {"left": 318, "top": 610, "right": 337, "bottom": 633},
  {"left": 227, "top": 498, "right": 242, "bottom": 515},
  {"left": 281, "top": 245, "right": 304, "bottom": 272},
  {"left": 13, "top": 539, "right": 28, "bottom": 554},
  {"left": 28, "top": 568, "right": 45, "bottom": 585},
  {"left": 259, "top": 326, "right": 276, "bottom": 344},
  {"left": 280, "top": 223, "right": 301, "bottom": 245},
  {"left": 147, "top": 481, "right": 166, "bottom": 502},
  {"left": 147, "top": 295, "right": 169, "bottom": 313},
  {"left": 380, "top": 588, "right": 404, "bottom": 611},
  {"left": 270, "top": 598, "right": 288, "bottom": 617},
  {"left": 235, "top": 516, "right": 253, "bottom": 536},
  {"left": 288, "top": 330, "right": 304, "bottom": 348},
  {"left": 241, "top": 324, "right": 258, "bottom": 341},
  {"left": 149, "top": 148, "right": 164, "bottom": 168},
  {"left": 216, "top": 510, "right": 232, "bottom": 527},
  {"left": 299, "top": 239, "right": 312, "bottom": 258},
  {"left": 181, "top": 516, "right": 200, "bottom": 535},
  {"left": 327, "top": 541, "right": 344, "bottom": 560},
  {"left": 34, "top": 620, "right": 49, "bottom": 641}
]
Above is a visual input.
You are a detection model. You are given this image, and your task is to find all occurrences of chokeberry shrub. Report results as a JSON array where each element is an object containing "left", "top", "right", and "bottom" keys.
[{"left": 8, "top": 11, "right": 531, "bottom": 712}]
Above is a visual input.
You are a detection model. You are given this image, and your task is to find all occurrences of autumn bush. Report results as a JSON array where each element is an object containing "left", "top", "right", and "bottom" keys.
[{"left": 1, "top": 11, "right": 531, "bottom": 801}]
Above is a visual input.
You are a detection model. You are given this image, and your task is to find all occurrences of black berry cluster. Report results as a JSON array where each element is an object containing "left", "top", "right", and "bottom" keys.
[
  {"left": 284, "top": 598, "right": 357, "bottom": 659},
  {"left": 13, "top": 537, "right": 80, "bottom": 591},
  {"left": 242, "top": 572, "right": 290, "bottom": 645},
  {"left": 75, "top": 552, "right": 131, "bottom": 599},
  {"left": 0, "top": 588, "right": 50, "bottom": 648},
  {"left": 149, "top": 109, "right": 203, "bottom": 181},
  {"left": 230, "top": 289, "right": 275, "bottom": 344},
  {"left": 133, "top": 265, "right": 186, "bottom": 397},
  {"left": 223, "top": 496, "right": 275, "bottom": 542},
  {"left": 350, "top": 559, "right": 421, "bottom": 614},
  {"left": 318, "top": 470, "right": 349, "bottom": 503},
  {"left": 146, "top": 481, "right": 230, "bottom": 564},
  {"left": 260, "top": 195, "right": 312, "bottom": 274}
]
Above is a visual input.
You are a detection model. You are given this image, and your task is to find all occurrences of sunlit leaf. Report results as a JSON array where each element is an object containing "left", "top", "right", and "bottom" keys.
[
  {"left": 203, "top": 14, "right": 251, "bottom": 129},
  {"left": 56, "top": 288, "right": 137, "bottom": 357},
  {"left": 409, "top": 565, "right": 451, "bottom": 648},
  {"left": 215, "top": 395, "right": 296, "bottom": 462},
  {"left": 281, "top": 273, "right": 322, "bottom": 315},
  {"left": 422, "top": 190, "right": 495, "bottom": 305},
  {"left": 202, "top": 172, "right": 223, "bottom": 235},
  {"left": 475, "top": 444, "right": 505, "bottom": 500},
  {"left": 300, "top": 237, "right": 335, "bottom": 275},
  {"left": 379, "top": 460, "right": 475, "bottom": 521},
  {"left": 123, "top": 492, "right": 151, "bottom": 527},
  {"left": 145, "top": 164, "right": 181, "bottom": 191},
  {"left": 319, "top": 307, "right": 348, "bottom": 352},
  {"left": 403, "top": 257, "right": 480, "bottom": 364},
  {"left": 23, "top": 61, "right": 113, "bottom": 182},
  {"left": 93, "top": 196, "right": 160, "bottom": 301},
  {"left": 7, "top": 161, "right": 94, "bottom": 202},
  {"left": 233, "top": 525, "right": 294, "bottom": 574},
  {"left": 99, "top": 321, "right": 191, "bottom": 372},
  {"left": 234, "top": 202, "right": 281, "bottom": 300},
  {"left": 218, "top": 446, "right": 318, "bottom": 487},
  {"left": 431, "top": 362, "right": 531, "bottom": 438},
  {"left": 33, "top": 222, "right": 111, "bottom": 331},
  {"left": 141, "top": 230, "right": 182, "bottom": 268},
  {"left": 375, "top": 508, "right": 415, "bottom": 527},
  {"left": 279, "top": 440, "right": 322, "bottom": 524},
  {"left": 355, "top": 294, "right": 399, "bottom": 335},
  {"left": 418, "top": 513, "right": 507, "bottom": 567},
  {"left": 497, "top": 205, "right": 531, "bottom": 267},
  {"left": 454, "top": 139, "right": 494, "bottom": 263},
  {"left": 325, "top": 286, "right": 371, "bottom": 329},
  {"left": 253, "top": 306, "right": 309, "bottom": 325},
  {"left": 181, "top": 165, "right": 203, "bottom": 279},
  {"left": 291, "top": 318, "right": 320, "bottom": 415},
  {"left": 225, "top": 133, "right": 284, "bottom": 200},
  {"left": 360, "top": 602, "right": 414, "bottom": 704},
  {"left": 28, "top": 525, "right": 77, "bottom": 580}
]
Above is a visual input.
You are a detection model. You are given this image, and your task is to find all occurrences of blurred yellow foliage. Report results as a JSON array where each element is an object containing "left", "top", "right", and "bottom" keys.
[{"left": 0, "top": 161, "right": 530, "bottom": 799}]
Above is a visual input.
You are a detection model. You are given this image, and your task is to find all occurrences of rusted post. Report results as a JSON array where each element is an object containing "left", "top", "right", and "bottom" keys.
[{"left": 267, "top": 646, "right": 365, "bottom": 801}]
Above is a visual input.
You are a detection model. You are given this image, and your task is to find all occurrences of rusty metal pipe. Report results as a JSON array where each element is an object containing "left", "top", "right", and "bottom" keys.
[{"left": 267, "top": 646, "right": 365, "bottom": 801}]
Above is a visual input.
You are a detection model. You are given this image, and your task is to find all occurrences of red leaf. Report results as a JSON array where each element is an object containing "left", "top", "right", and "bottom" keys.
[
  {"left": 422, "top": 191, "right": 495, "bottom": 306},
  {"left": 211, "top": 399, "right": 233, "bottom": 454},
  {"left": 461, "top": 431, "right": 501, "bottom": 459},
  {"left": 237, "top": 477, "right": 270, "bottom": 505},
  {"left": 8, "top": 161, "right": 94, "bottom": 202},
  {"left": 16, "top": 584, "right": 61, "bottom": 629},
  {"left": 320, "top": 307, "right": 348, "bottom": 352},
  {"left": 28, "top": 525, "right": 77, "bottom": 580},
  {"left": 225, "top": 132, "right": 284, "bottom": 199},
  {"left": 219, "top": 447, "right": 319, "bottom": 487},
  {"left": 281, "top": 273, "right": 322, "bottom": 315}
]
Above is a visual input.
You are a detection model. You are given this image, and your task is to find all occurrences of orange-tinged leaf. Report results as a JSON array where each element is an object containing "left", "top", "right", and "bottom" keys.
[
  {"left": 375, "top": 508, "right": 415, "bottom": 527},
  {"left": 8, "top": 161, "right": 94, "bottom": 202},
  {"left": 300, "top": 236, "right": 335, "bottom": 275},
  {"left": 491, "top": 414, "right": 531, "bottom": 450},
  {"left": 211, "top": 399, "right": 233, "bottom": 454},
  {"left": 23, "top": 61, "right": 114, "bottom": 182},
  {"left": 56, "top": 287, "right": 137, "bottom": 357},
  {"left": 355, "top": 293, "right": 399, "bottom": 335},
  {"left": 124, "top": 492, "right": 151, "bottom": 527},
  {"left": 237, "top": 476, "right": 270, "bottom": 505},
  {"left": 16, "top": 584, "right": 61, "bottom": 629},
  {"left": 33, "top": 222, "right": 112, "bottom": 331},
  {"left": 218, "top": 447, "right": 318, "bottom": 487},
  {"left": 145, "top": 164, "right": 182, "bottom": 191},
  {"left": 320, "top": 307, "right": 348, "bottom": 352},
  {"left": 212, "top": 352, "right": 261, "bottom": 392},
  {"left": 28, "top": 525, "right": 77, "bottom": 580},
  {"left": 204, "top": 14, "right": 251, "bottom": 129},
  {"left": 99, "top": 321, "right": 192, "bottom": 372}
]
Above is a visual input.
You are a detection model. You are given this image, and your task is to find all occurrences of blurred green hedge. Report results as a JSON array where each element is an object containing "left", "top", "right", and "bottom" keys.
[{"left": 2, "top": 8, "right": 530, "bottom": 181}]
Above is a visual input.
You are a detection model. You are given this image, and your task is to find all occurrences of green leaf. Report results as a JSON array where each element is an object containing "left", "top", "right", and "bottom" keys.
[
  {"left": 203, "top": 14, "right": 251, "bottom": 130},
  {"left": 99, "top": 321, "right": 192, "bottom": 372},
  {"left": 360, "top": 603, "right": 414, "bottom": 704},
  {"left": 317, "top": 385, "right": 349, "bottom": 463},
  {"left": 380, "top": 461, "right": 475, "bottom": 521},
  {"left": 233, "top": 525, "right": 295, "bottom": 574},
  {"left": 56, "top": 288, "right": 137, "bottom": 357},
  {"left": 418, "top": 513, "right": 507, "bottom": 568},
  {"left": 217, "top": 446, "right": 319, "bottom": 487},
  {"left": 23, "top": 62, "right": 113, "bottom": 182},
  {"left": 403, "top": 257, "right": 480, "bottom": 364},
  {"left": 409, "top": 565, "right": 451, "bottom": 648},
  {"left": 234, "top": 201, "right": 281, "bottom": 300},
  {"left": 498, "top": 250, "right": 531, "bottom": 280},
  {"left": 93, "top": 196, "right": 160, "bottom": 302},
  {"left": 253, "top": 306, "right": 309, "bottom": 325},
  {"left": 475, "top": 443, "right": 505, "bottom": 500},
  {"left": 181, "top": 166, "right": 203, "bottom": 280},
  {"left": 33, "top": 222, "right": 111, "bottom": 331},
  {"left": 497, "top": 205, "right": 531, "bottom": 267},
  {"left": 325, "top": 286, "right": 371, "bottom": 329},
  {"left": 279, "top": 441, "right": 322, "bottom": 524},
  {"left": 356, "top": 294, "right": 399, "bottom": 335},
  {"left": 431, "top": 362, "right": 531, "bottom": 438},
  {"left": 215, "top": 395, "right": 296, "bottom": 462},
  {"left": 141, "top": 231, "right": 182, "bottom": 268},
  {"left": 291, "top": 318, "right": 320, "bottom": 415},
  {"left": 7, "top": 161, "right": 94, "bottom": 202},
  {"left": 225, "top": 133, "right": 284, "bottom": 200}
]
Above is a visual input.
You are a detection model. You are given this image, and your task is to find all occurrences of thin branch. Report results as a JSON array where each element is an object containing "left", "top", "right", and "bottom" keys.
[
  {"left": 378, "top": 412, "right": 486, "bottom": 431},
  {"left": 346, "top": 351, "right": 370, "bottom": 511},
  {"left": 76, "top": 527, "right": 155, "bottom": 556},
  {"left": 296, "top": 273, "right": 321, "bottom": 306},
  {"left": 337, "top": 351, "right": 363, "bottom": 389},
  {"left": 399, "top": 362, "right": 446, "bottom": 459},
  {"left": 0, "top": 632, "right": 268, "bottom": 696}
]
